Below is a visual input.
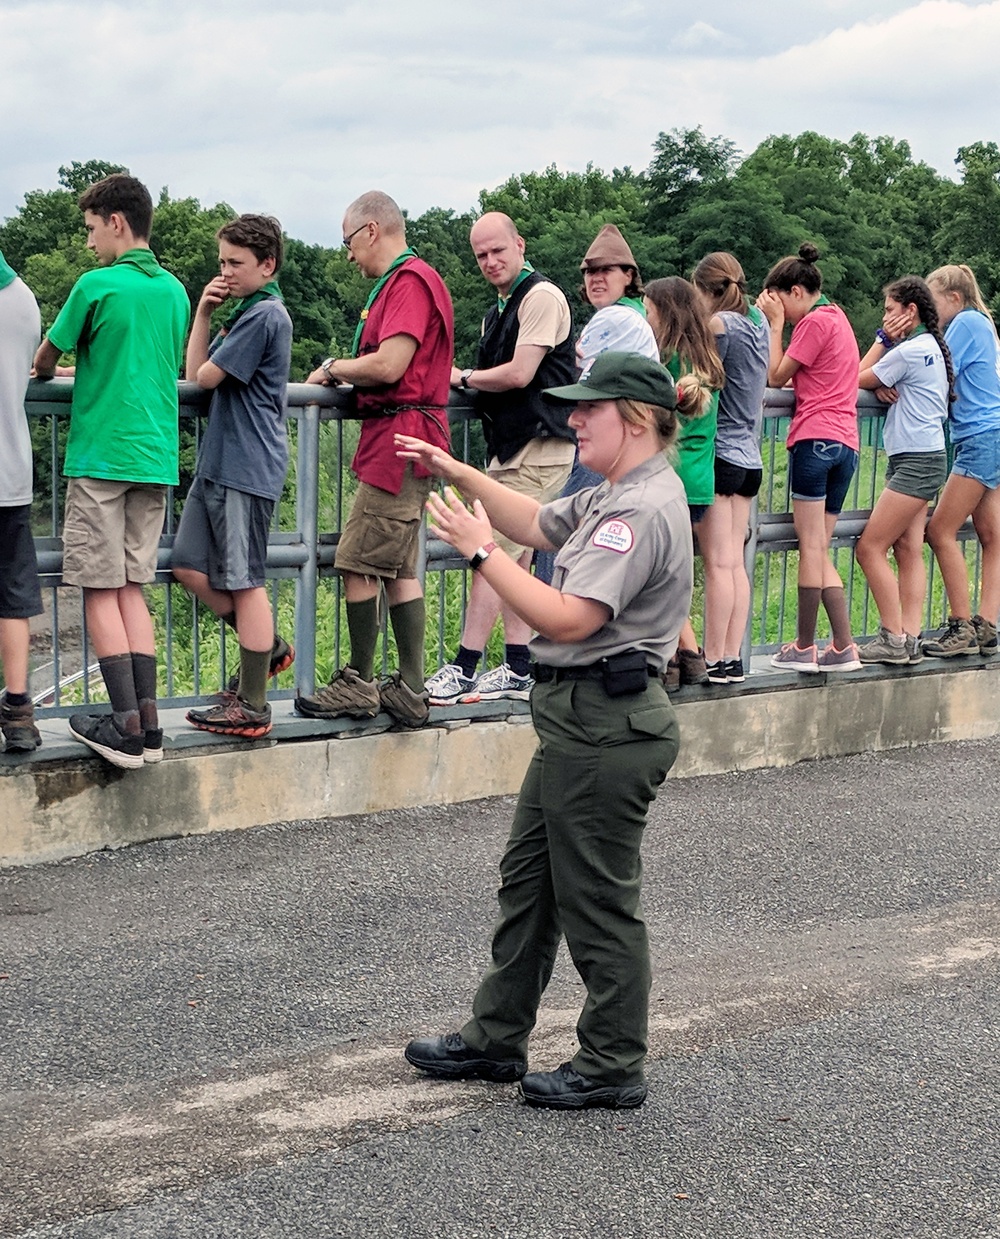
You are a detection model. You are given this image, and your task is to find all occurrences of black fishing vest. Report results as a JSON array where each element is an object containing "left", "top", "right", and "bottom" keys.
[{"left": 475, "top": 271, "right": 578, "bottom": 463}]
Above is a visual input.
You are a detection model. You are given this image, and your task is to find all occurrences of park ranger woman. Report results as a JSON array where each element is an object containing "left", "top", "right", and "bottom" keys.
[{"left": 395, "top": 350, "right": 703, "bottom": 1110}]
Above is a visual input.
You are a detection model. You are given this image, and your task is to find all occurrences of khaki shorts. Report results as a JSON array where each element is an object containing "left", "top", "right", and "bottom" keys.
[
  {"left": 62, "top": 477, "right": 167, "bottom": 589},
  {"left": 486, "top": 457, "right": 572, "bottom": 559},
  {"left": 335, "top": 467, "right": 433, "bottom": 580}
]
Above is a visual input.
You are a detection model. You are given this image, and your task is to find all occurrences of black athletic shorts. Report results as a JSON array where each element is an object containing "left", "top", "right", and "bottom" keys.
[
  {"left": 715, "top": 458, "right": 763, "bottom": 499},
  {"left": 0, "top": 505, "right": 43, "bottom": 618}
]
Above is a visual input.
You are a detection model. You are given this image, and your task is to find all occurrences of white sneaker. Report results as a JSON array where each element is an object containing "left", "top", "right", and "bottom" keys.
[
  {"left": 462, "top": 663, "right": 533, "bottom": 702},
  {"left": 424, "top": 663, "right": 477, "bottom": 705}
]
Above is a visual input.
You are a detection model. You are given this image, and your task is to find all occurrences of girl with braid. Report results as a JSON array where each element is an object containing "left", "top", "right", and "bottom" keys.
[
  {"left": 855, "top": 277, "right": 953, "bottom": 664},
  {"left": 920, "top": 264, "right": 1000, "bottom": 658}
]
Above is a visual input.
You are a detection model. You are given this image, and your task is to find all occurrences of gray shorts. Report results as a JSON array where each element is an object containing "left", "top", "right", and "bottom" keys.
[
  {"left": 885, "top": 451, "right": 948, "bottom": 501},
  {"left": 172, "top": 476, "right": 274, "bottom": 591},
  {"left": 62, "top": 477, "right": 167, "bottom": 589}
]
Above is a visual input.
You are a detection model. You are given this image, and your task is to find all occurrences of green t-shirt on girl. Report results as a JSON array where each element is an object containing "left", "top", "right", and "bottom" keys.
[
  {"left": 48, "top": 248, "right": 190, "bottom": 485},
  {"left": 666, "top": 352, "right": 719, "bottom": 507}
]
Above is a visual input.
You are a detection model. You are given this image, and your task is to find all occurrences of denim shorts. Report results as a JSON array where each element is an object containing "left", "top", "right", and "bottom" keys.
[
  {"left": 952, "top": 430, "right": 1000, "bottom": 489},
  {"left": 789, "top": 439, "right": 859, "bottom": 514}
]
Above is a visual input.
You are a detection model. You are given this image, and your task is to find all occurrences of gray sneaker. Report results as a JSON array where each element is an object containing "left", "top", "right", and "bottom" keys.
[
  {"left": 294, "top": 667, "right": 380, "bottom": 719},
  {"left": 905, "top": 634, "right": 924, "bottom": 665},
  {"left": 858, "top": 627, "right": 908, "bottom": 665},
  {"left": 462, "top": 662, "right": 532, "bottom": 702},
  {"left": 379, "top": 672, "right": 430, "bottom": 728},
  {"left": 972, "top": 614, "right": 998, "bottom": 656},
  {"left": 424, "top": 662, "right": 476, "bottom": 705},
  {"left": 921, "top": 616, "right": 979, "bottom": 658}
]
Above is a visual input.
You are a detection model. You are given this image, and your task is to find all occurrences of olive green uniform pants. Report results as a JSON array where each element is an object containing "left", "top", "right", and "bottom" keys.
[{"left": 461, "top": 676, "right": 680, "bottom": 1085}]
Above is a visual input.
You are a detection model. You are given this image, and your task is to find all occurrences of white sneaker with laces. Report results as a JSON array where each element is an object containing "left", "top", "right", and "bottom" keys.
[
  {"left": 462, "top": 662, "right": 533, "bottom": 702},
  {"left": 424, "top": 663, "right": 477, "bottom": 704}
]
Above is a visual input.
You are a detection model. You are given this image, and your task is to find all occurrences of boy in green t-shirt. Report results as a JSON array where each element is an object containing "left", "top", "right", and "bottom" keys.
[{"left": 34, "top": 174, "right": 190, "bottom": 769}]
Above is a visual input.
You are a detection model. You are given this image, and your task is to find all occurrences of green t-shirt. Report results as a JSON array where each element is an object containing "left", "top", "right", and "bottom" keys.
[
  {"left": 49, "top": 248, "right": 190, "bottom": 484},
  {"left": 666, "top": 352, "right": 719, "bottom": 507}
]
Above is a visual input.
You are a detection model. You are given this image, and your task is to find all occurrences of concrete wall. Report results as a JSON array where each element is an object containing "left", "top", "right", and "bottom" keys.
[{"left": 3, "top": 663, "right": 998, "bottom": 869}]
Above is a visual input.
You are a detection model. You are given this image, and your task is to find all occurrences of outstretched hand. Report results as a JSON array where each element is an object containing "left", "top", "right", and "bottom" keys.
[
  {"left": 395, "top": 434, "right": 460, "bottom": 481},
  {"left": 425, "top": 488, "right": 493, "bottom": 559}
]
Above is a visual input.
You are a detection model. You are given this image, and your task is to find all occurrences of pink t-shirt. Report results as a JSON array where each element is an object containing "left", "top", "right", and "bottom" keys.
[{"left": 785, "top": 303, "right": 860, "bottom": 450}]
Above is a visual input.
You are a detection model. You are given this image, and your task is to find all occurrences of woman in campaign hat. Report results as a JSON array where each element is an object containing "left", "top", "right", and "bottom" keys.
[{"left": 397, "top": 351, "right": 707, "bottom": 1111}]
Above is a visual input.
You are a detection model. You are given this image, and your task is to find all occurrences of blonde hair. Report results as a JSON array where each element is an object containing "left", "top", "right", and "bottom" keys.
[
  {"left": 927, "top": 263, "right": 997, "bottom": 332},
  {"left": 616, "top": 381, "right": 708, "bottom": 448}
]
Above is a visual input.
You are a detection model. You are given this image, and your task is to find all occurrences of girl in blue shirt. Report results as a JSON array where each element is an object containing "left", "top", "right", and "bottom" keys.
[{"left": 922, "top": 264, "right": 1000, "bottom": 658}]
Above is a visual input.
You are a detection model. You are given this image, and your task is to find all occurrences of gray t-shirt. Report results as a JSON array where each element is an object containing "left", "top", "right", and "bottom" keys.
[
  {"left": 198, "top": 298, "right": 293, "bottom": 501},
  {"left": 0, "top": 277, "right": 41, "bottom": 507},
  {"left": 714, "top": 309, "right": 769, "bottom": 470},
  {"left": 532, "top": 453, "right": 692, "bottom": 672},
  {"left": 872, "top": 332, "right": 948, "bottom": 456}
]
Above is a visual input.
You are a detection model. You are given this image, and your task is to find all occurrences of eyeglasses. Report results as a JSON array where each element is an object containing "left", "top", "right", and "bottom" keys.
[{"left": 343, "top": 222, "right": 371, "bottom": 250}]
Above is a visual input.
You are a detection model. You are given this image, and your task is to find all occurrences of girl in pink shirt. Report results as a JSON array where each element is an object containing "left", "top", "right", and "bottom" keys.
[{"left": 757, "top": 243, "right": 861, "bottom": 674}]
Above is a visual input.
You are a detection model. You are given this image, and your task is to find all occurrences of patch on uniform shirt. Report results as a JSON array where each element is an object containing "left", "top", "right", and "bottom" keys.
[{"left": 592, "top": 519, "right": 634, "bottom": 553}]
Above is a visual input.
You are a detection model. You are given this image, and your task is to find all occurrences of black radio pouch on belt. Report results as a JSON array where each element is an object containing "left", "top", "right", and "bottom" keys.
[{"left": 601, "top": 650, "right": 649, "bottom": 697}]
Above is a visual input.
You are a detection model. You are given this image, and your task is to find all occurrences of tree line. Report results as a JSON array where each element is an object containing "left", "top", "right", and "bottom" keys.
[{"left": 4, "top": 130, "right": 1000, "bottom": 381}]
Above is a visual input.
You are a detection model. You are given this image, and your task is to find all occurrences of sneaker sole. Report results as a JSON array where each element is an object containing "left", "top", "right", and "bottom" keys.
[
  {"left": 922, "top": 647, "right": 978, "bottom": 658},
  {"left": 187, "top": 719, "right": 272, "bottom": 738},
  {"left": 68, "top": 724, "right": 144, "bottom": 770},
  {"left": 403, "top": 1047, "right": 526, "bottom": 1082},
  {"left": 143, "top": 747, "right": 164, "bottom": 764},
  {"left": 293, "top": 700, "right": 379, "bottom": 721},
  {"left": 519, "top": 1083, "right": 648, "bottom": 1110},
  {"left": 820, "top": 660, "right": 863, "bottom": 672},
  {"left": 461, "top": 688, "right": 532, "bottom": 702},
  {"left": 771, "top": 661, "right": 820, "bottom": 674},
  {"left": 858, "top": 653, "right": 909, "bottom": 666}
]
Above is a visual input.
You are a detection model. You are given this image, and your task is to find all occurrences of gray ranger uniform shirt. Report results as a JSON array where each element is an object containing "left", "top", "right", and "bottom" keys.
[{"left": 532, "top": 452, "right": 692, "bottom": 672}]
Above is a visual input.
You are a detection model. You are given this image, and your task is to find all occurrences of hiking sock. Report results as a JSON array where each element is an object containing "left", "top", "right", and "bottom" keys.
[
  {"left": 99, "top": 653, "right": 141, "bottom": 736},
  {"left": 346, "top": 598, "right": 380, "bottom": 682},
  {"left": 796, "top": 586, "right": 822, "bottom": 648},
  {"left": 389, "top": 598, "right": 427, "bottom": 693},
  {"left": 822, "top": 585, "right": 853, "bottom": 649},
  {"left": 3, "top": 691, "right": 30, "bottom": 707},
  {"left": 456, "top": 645, "right": 483, "bottom": 679},
  {"left": 505, "top": 644, "right": 531, "bottom": 677},
  {"left": 238, "top": 646, "right": 271, "bottom": 711},
  {"left": 131, "top": 652, "right": 159, "bottom": 732}
]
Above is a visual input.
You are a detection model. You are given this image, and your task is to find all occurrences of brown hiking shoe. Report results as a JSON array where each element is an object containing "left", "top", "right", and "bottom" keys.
[
  {"left": 1, "top": 690, "right": 41, "bottom": 753},
  {"left": 677, "top": 647, "right": 710, "bottom": 685},
  {"left": 379, "top": 672, "right": 430, "bottom": 729},
  {"left": 294, "top": 667, "right": 380, "bottom": 720},
  {"left": 921, "top": 616, "right": 978, "bottom": 658}
]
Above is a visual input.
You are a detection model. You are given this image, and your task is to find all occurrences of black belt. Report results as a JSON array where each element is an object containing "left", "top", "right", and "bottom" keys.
[{"left": 532, "top": 661, "right": 659, "bottom": 684}]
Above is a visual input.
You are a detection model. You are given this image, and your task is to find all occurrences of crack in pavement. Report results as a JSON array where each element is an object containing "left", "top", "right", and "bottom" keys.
[{"left": 3, "top": 898, "right": 998, "bottom": 1235}]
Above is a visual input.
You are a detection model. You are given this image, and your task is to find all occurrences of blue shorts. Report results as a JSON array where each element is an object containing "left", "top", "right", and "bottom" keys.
[
  {"left": 952, "top": 430, "right": 1000, "bottom": 489},
  {"left": 789, "top": 439, "right": 859, "bottom": 514}
]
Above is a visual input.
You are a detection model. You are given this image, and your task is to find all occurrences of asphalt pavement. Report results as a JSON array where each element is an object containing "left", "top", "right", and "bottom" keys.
[{"left": 2, "top": 739, "right": 998, "bottom": 1238}]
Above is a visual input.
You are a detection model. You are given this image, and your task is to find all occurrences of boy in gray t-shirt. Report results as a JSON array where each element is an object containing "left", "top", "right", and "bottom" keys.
[{"left": 172, "top": 215, "right": 294, "bottom": 738}]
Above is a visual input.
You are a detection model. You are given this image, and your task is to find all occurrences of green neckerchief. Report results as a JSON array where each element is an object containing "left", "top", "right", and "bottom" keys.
[
  {"left": 223, "top": 279, "right": 284, "bottom": 330},
  {"left": 617, "top": 296, "right": 647, "bottom": 316},
  {"left": 498, "top": 262, "right": 534, "bottom": 315},
  {"left": 352, "top": 248, "right": 416, "bottom": 356},
  {"left": 0, "top": 250, "right": 16, "bottom": 291},
  {"left": 907, "top": 323, "right": 928, "bottom": 339},
  {"left": 805, "top": 293, "right": 831, "bottom": 315},
  {"left": 112, "top": 247, "right": 164, "bottom": 277},
  {"left": 747, "top": 303, "right": 765, "bottom": 327}
]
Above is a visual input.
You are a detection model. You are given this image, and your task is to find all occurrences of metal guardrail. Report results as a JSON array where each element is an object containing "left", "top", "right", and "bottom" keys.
[{"left": 21, "top": 379, "right": 981, "bottom": 711}]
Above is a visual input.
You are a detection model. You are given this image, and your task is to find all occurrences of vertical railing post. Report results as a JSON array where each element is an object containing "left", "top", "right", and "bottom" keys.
[{"left": 295, "top": 403, "right": 321, "bottom": 696}]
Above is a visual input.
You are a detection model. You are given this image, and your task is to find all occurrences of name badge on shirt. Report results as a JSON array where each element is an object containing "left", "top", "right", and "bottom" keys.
[{"left": 592, "top": 519, "right": 634, "bottom": 553}]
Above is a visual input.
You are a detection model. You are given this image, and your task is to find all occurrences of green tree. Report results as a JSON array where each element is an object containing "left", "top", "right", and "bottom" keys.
[{"left": 57, "top": 160, "right": 128, "bottom": 194}]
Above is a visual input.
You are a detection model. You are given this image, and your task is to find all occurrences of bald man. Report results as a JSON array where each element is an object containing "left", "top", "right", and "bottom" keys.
[
  {"left": 297, "top": 190, "right": 454, "bottom": 728},
  {"left": 424, "top": 213, "right": 577, "bottom": 707}
]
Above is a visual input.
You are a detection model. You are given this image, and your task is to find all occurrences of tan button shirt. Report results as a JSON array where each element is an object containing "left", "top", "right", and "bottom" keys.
[{"left": 531, "top": 453, "right": 693, "bottom": 672}]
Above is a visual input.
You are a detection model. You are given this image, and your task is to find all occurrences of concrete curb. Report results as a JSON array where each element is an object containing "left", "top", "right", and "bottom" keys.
[{"left": 3, "top": 660, "right": 999, "bottom": 868}]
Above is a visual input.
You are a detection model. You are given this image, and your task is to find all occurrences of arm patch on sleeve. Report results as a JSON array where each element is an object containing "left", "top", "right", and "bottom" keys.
[{"left": 592, "top": 519, "right": 634, "bottom": 553}]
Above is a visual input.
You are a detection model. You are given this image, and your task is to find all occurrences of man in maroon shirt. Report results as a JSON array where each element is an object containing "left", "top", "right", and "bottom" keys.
[{"left": 296, "top": 191, "right": 454, "bottom": 727}]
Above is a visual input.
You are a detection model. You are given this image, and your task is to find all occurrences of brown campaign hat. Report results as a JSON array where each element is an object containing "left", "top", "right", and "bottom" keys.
[{"left": 580, "top": 224, "right": 638, "bottom": 272}]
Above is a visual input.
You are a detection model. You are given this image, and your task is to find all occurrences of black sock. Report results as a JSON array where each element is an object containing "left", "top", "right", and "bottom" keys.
[
  {"left": 456, "top": 645, "right": 482, "bottom": 678},
  {"left": 99, "top": 653, "right": 141, "bottom": 736},
  {"left": 4, "top": 690, "right": 30, "bottom": 706},
  {"left": 505, "top": 644, "right": 531, "bottom": 677},
  {"left": 131, "top": 653, "right": 159, "bottom": 731}
]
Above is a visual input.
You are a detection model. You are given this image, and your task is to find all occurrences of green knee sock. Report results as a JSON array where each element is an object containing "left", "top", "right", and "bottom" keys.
[
  {"left": 346, "top": 598, "right": 380, "bottom": 682},
  {"left": 238, "top": 646, "right": 271, "bottom": 711},
  {"left": 389, "top": 598, "right": 427, "bottom": 692}
]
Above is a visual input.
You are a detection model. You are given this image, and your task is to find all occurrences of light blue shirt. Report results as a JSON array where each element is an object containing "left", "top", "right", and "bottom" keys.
[{"left": 944, "top": 309, "right": 1000, "bottom": 442}]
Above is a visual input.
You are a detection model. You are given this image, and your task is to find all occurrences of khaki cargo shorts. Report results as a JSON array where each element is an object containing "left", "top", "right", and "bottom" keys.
[
  {"left": 61, "top": 477, "right": 167, "bottom": 589},
  {"left": 335, "top": 467, "right": 433, "bottom": 580}
]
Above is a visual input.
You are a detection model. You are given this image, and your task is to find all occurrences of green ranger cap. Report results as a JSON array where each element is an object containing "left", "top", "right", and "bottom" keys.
[{"left": 543, "top": 350, "right": 677, "bottom": 409}]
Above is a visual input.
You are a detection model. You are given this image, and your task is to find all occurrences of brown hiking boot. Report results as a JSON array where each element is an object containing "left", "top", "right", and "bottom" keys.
[
  {"left": 294, "top": 667, "right": 380, "bottom": 720},
  {"left": 1, "top": 690, "right": 41, "bottom": 753},
  {"left": 921, "top": 616, "right": 978, "bottom": 658},
  {"left": 379, "top": 672, "right": 430, "bottom": 728}
]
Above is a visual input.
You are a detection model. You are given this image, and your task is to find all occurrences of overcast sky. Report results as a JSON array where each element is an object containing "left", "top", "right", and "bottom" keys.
[{"left": 3, "top": 0, "right": 999, "bottom": 248}]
